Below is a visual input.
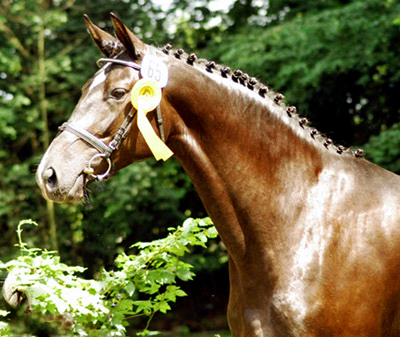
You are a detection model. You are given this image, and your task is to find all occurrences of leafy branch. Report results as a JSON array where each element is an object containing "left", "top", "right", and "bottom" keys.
[{"left": 0, "top": 217, "right": 219, "bottom": 336}]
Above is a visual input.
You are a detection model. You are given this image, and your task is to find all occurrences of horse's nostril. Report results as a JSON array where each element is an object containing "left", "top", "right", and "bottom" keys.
[{"left": 43, "top": 167, "right": 57, "bottom": 189}]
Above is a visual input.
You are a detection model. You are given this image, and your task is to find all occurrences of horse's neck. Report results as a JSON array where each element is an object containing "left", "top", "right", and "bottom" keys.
[{"left": 167, "top": 63, "right": 324, "bottom": 261}]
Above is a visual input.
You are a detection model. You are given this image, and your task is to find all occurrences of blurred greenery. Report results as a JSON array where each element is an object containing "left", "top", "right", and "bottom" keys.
[{"left": 1, "top": 0, "right": 400, "bottom": 334}]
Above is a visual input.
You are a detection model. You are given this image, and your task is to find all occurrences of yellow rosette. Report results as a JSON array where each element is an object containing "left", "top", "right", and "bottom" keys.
[{"left": 131, "top": 79, "right": 173, "bottom": 161}]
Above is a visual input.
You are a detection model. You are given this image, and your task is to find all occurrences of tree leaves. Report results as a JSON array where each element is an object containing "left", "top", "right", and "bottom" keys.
[
  {"left": 205, "top": 0, "right": 400, "bottom": 146},
  {"left": 0, "top": 218, "right": 217, "bottom": 336}
]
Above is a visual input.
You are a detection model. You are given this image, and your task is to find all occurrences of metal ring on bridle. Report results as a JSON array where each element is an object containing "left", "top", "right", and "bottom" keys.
[{"left": 83, "top": 153, "right": 112, "bottom": 181}]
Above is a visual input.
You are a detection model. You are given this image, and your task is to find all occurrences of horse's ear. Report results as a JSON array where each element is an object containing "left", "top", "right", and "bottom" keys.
[
  {"left": 110, "top": 12, "right": 146, "bottom": 60},
  {"left": 84, "top": 14, "right": 121, "bottom": 57}
]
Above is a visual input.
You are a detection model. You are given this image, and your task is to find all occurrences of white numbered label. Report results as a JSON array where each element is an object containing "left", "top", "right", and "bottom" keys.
[{"left": 141, "top": 54, "right": 168, "bottom": 88}]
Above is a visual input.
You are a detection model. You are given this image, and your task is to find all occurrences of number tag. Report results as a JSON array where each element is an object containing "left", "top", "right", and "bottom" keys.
[{"left": 140, "top": 54, "right": 168, "bottom": 88}]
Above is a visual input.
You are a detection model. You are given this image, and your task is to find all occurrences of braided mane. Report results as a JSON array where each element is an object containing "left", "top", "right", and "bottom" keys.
[{"left": 159, "top": 44, "right": 364, "bottom": 159}]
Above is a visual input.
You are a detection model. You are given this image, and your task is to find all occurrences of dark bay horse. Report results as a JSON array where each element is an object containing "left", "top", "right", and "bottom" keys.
[{"left": 34, "top": 13, "right": 400, "bottom": 336}]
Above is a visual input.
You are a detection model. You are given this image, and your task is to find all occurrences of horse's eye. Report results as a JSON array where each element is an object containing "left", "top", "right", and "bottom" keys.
[{"left": 111, "top": 88, "right": 127, "bottom": 100}]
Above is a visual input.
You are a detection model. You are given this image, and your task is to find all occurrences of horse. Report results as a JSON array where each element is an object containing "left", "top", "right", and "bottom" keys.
[{"left": 32, "top": 13, "right": 400, "bottom": 336}]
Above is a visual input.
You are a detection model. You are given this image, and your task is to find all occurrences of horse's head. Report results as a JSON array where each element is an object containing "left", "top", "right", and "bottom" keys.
[{"left": 36, "top": 14, "right": 173, "bottom": 202}]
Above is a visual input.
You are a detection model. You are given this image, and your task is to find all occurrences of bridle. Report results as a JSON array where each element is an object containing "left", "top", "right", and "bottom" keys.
[{"left": 58, "top": 57, "right": 166, "bottom": 181}]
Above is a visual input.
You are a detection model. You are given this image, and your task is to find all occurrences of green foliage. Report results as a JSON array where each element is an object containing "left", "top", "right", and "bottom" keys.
[
  {"left": 104, "top": 217, "right": 217, "bottom": 334},
  {"left": 0, "top": 218, "right": 218, "bottom": 336},
  {"left": 165, "top": 0, "right": 233, "bottom": 49},
  {"left": 65, "top": 158, "right": 199, "bottom": 276},
  {"left": 205, "top": 0, "right": 400, "bottom": 147},
  {"left": 0, "top": 309, "right": 10, "bottom": 336},
  {"left": 363, "top": 123, "right": 400, "bottom": 174}
]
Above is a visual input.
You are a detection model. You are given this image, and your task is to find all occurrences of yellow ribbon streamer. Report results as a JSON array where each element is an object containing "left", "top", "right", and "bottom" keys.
[{"left": 131, "top": 78, "right": 173, "bottom": 161}]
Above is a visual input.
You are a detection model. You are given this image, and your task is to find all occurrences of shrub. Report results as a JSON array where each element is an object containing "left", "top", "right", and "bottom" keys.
[{"left": 0, "top": 218, "right": 218, "bottom": 336}]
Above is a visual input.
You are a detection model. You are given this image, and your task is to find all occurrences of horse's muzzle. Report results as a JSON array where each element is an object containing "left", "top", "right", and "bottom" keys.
[{"left": 36, "top": 164, "right": 85, "bottom": 203}]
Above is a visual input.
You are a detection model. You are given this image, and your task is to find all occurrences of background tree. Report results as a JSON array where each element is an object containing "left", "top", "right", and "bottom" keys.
[{"left": 204, "top": 0, "right": 400, "bottom": 147}]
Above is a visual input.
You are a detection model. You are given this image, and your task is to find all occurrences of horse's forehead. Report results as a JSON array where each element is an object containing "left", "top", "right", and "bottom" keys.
[
  {"left": 83, "top": 64, "right": 135, "bottom": 98},
  {"left": 87, "top": 63, "right": 112, "bottom": 92},
  {"left": 88, "top": 68, "right": 108, "bottom": 91}
]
